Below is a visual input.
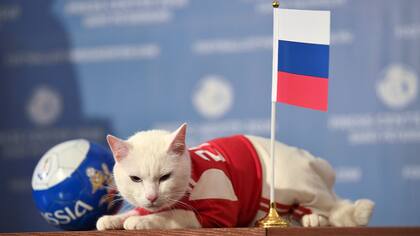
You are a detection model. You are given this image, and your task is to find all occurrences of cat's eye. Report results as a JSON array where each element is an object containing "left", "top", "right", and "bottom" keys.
[
  {"left": 129, "top": 175, "right": 142, "bottom": 183},
  {"left": 159, "top": 173, "right": 171, "bottom": 182}
]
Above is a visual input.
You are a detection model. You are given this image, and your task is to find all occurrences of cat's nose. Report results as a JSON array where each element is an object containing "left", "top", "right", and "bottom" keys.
[{"left": 146, "top": 194, "right": 158, "bottom": 203}]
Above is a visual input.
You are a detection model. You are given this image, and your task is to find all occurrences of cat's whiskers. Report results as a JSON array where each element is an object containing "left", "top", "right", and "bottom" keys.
[
  {"left": 103, "top": 184, "right": 118, "bottom": 191},
  {"left": 108, "top": 197, "right": 125, "bottom": 208},
  {"left": 164, "top": 197, "right": 203, "bottom": 225},
  {"left": 100, "top": 191, "right": 122, "bottom": 199},
  {"left": 164, "top": 197, "right": 197, "bottom": 213},
  {"left": 101, "top": 194, "right": 122, "bottom": 204}
]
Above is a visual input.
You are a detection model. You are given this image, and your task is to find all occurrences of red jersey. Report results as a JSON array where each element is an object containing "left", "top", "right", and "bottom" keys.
[{"left": 136, "top": 135, "right": 262, "bottom": 227}]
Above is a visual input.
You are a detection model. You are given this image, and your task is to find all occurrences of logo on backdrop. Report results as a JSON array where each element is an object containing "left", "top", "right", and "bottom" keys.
[
  {"left": 26, "top": 86, "right": 63, "bottom": 126},
  {"left": 192, "top": 75, "right": 233, "bottom": 119},
  {"left": 376, "top": 64, "right": 418, "bottom": 109}
]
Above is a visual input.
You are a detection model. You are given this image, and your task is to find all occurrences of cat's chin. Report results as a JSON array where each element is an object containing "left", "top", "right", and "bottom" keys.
[
  {"left": 142, "top": 203, "right": 166, "bottom": 212},
  {"left": 144, "top": 207, "right": 158, "bottom": 212}
]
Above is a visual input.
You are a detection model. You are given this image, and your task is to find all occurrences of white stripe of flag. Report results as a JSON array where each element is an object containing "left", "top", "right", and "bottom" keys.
[{"left": 277, "top": 9, "right": 331, "bottom": 45}]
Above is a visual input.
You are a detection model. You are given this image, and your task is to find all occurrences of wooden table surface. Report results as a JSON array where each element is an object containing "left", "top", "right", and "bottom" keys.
[{"left": 2, "top": 227, "right": 420, "bottom": 236}]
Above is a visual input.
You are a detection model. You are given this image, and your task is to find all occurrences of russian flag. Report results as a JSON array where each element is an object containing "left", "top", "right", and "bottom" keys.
[{"left": 272, "top": 9, "right": 330, "bottom": 111}]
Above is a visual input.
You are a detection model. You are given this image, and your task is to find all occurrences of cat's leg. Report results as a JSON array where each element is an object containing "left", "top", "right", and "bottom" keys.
[
  {"left": 253, "top": 188, "right": 331, "bottom": 227},
  {"left": 96, "top": 209, "right": 138, "bottom": 230},
  {"left": 291, "top": 167, "right": 374, "bottom": 227},
  {"left": 328, "top": 199, "right": 375, "bottom": 227},
  {"left": 247, "top": 135, "right": 375, "bottom": 227},
  {"left": 286, "top": 159, "right": 339, "bottom": 227},
  {"left": 272, "top": 147, "right": 341, "bottom": 227},
  {"left": 285, "top": 189, "right": 336, "bottom": 227},
  {"left": 292, "top": 151, "right": 375, "bottom": 226},
  {"left": 123, "top": 209, "right": 201, "bottom": 230},
  {"left": 247, "top": 135, "right": 337, "bottom": 227}
]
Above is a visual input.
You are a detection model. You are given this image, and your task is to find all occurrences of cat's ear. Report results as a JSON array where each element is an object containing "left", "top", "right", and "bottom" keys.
[
  {"left": 168, "top": 123, "right": 187, "bottom": 155},
  {"left": 106, "top": 135, "right": 131, "bottom": 162}
]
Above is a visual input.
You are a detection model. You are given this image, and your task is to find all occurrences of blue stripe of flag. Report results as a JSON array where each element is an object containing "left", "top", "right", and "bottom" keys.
[{"left": 278, "top": 40, "right": 329, "bottom": 78}]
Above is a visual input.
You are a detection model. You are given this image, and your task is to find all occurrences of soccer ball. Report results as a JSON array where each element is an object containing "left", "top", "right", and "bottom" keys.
[{"left": 31, "top": 139, "right": 121, "bottom": 230}]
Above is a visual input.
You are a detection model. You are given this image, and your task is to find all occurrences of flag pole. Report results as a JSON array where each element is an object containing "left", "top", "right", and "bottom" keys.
[{"left": 255, "top": 0, "right": 289, "bottom": 228}]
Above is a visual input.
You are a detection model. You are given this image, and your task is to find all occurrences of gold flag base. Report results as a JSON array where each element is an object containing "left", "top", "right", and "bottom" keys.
[{"left": 255, "top": 202, "right": 290, "bottom": 228}]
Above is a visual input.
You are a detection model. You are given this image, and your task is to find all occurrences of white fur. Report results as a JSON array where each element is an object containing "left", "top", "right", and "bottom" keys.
[
  {"left": 97, "top": 125, "right": 374, "bottom": 230},
  {"left": 328, "top": 199, "right": 375, "bottom": 227},
  {"left": 114, "top": 130, "right": 191, "bottom": 212},
  {"left": 96, "top": 209, "right": 137, "bottom": 230},
  {"left": 123, "top": 210, "right": 200, "bottom": 230},
  {"left": 301, "top": 213, "right": 329, "bottom": 227},
  {"left": 98, "top": 127, "right": 196, "bottom": 230},
  {"left": 246, "top": 135, "right": 374, "bottom": 227}
]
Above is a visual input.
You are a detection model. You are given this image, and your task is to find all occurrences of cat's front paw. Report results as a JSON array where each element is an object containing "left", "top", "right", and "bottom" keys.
[
  {"left": 123, "top": 215, "right": 159, "bottom": 230},
  {"left": 301, "top": 213, "right": 329, "bottom": 227},
  {"left": 96, "top": 215, "right": 124, "bottom": 230}
]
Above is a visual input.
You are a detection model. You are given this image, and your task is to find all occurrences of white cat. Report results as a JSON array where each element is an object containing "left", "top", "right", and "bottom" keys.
[{"left": 96, "top": 123, "right": 374, "bottom": 230}]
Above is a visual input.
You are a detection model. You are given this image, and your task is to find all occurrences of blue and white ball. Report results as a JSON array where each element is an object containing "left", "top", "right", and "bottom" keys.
[{"left": 31, "top": 139, "right": 121, "bottom": 230}]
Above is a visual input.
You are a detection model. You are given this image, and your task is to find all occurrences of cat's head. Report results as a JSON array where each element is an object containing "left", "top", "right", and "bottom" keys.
[{"left": 107, "top": 123, "right": 191, "bottom": 212}]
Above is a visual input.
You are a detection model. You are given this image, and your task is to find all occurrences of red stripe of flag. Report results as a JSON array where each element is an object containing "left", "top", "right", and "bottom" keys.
[{"left": 277, "top": 71, "right": 328, "bottom": 111}]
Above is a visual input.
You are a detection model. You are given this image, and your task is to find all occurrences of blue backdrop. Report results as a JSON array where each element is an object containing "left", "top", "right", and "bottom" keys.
[{"left": 1, "top": 0, "right": 420, "bottom": 232}]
